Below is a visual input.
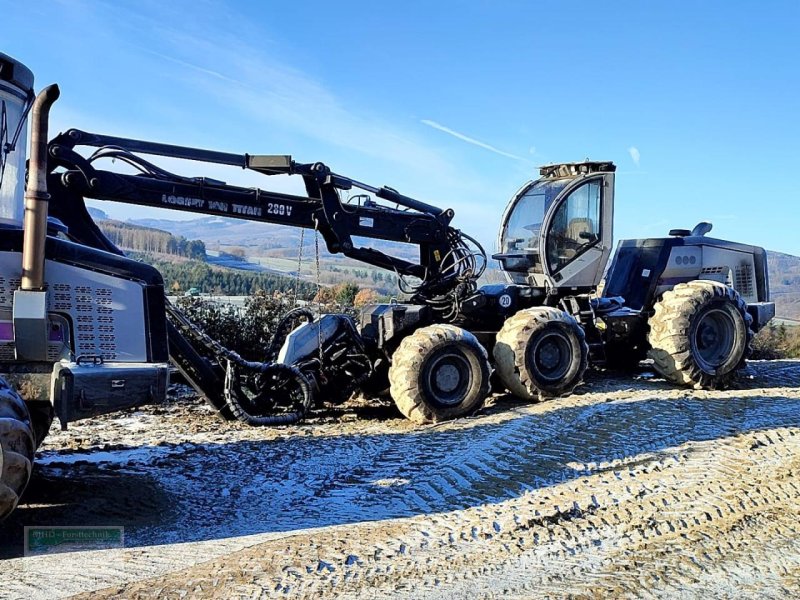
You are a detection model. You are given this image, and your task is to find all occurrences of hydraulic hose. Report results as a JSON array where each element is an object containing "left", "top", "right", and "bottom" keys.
[
  {"left": 266, "top": 307, "right": 315, "bottom": 361},
  {"left": 224, "top": 360, "right": 313, "bottom": 426}
]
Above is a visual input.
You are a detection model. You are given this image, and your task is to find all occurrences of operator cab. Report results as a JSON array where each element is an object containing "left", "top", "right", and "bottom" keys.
[
  {"left": 495, "top": 161, "right": 615, "bottom": 292},
  {"left": 0, "top": 52, "right": 34, "bottom": 228}
]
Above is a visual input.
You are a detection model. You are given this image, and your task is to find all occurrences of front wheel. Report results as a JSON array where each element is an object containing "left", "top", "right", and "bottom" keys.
[
  {"left": 389, "top": 325, "right": 491, "bottom": 424},
  {"left": 647, "top": 280, "right": 752, "bottom": 389},
  {"left": 0, "top": 378, "right": 35, "bottom": 521},
  {"left": 494, "top": 307, "right": 589, "bottom": 400}
]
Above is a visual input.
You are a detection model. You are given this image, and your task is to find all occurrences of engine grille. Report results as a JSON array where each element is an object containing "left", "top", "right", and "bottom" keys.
[
  {"left": 0, "top": 275, "right": 118, "bottom": 360},
  {"left": 0, "top": 276, "right": 21, "bottom": 306},
  {"left": 62, "top": 283, "right": 118, "bottom": 360},
  {"left": 735, "top": 263, "right": 754, "bottom": 298}
]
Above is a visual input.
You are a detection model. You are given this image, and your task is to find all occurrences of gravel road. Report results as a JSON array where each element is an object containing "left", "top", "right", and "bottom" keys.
[{"left": 3, "top": 360, "right": 800, "bottom": 598}]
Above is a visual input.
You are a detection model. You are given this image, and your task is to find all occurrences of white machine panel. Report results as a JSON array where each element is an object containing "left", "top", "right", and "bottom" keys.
[{"left": 0, "top": 251, "right": 149, "bottom": 362}]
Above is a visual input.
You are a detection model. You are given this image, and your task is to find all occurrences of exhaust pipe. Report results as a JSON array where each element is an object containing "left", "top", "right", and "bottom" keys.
[
  {"left": 20, "top": 83, "right": 60, "bottom": 291},
  {"left": 14, "top": 84, "right": 59, "bottom": 361}
]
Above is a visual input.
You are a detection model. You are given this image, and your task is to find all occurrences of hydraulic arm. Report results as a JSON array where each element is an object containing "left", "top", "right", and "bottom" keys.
[{"left": 46, "top": 129, "right": 485, "bottom": 303}]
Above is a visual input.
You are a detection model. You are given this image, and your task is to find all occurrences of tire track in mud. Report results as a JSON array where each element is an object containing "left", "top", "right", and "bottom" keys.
[
  {"left": 349, "top": 387, "right": 800, "bottom": 526},
  {"left": 166, "top": 388, "right": 797, "bottom": 544},
  {"left": 4, "top": 361, "right": 800, "bottom": 599},
  {"left": 78, "top": 425, "right": 800, "bottom": 599},
  {"left": 249, "top": 424, "right": 800, "bottom": 599}
]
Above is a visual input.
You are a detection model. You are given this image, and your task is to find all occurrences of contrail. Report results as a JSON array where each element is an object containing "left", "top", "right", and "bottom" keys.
[{"left": 421, "top": 119, "right": 527, "bottom": 161}]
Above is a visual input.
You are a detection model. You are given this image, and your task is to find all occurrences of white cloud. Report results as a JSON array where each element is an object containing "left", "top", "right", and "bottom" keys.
[
  {"left": 421, "top": 120, "right": 528, "bottom": 162},
  {"left": 628, "top": 146, "right": 641, "bottom": 167},
  {"left": 42, "top": 1, "right": 518, "bottom": 248},
  {"left": 142, "top": 31, "right": 514, "bottom": 240}
]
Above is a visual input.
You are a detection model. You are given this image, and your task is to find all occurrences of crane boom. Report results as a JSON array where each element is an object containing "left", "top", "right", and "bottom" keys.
[{"left": 46, "top": 129, "right": 484, "bottom": 297}]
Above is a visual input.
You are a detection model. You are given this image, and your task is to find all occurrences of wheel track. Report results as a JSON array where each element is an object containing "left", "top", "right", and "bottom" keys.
[
  {"left": 7, "top": 361, "right": 800, "bottom": 599},
  {"left": 383, "top": 377, "right": 800, "bottom": 529},
  {"left": 282, "top": 423, "right": 800, "bottom": 599}
]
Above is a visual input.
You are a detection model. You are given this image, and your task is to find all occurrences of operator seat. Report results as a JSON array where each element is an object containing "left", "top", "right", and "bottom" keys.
[{"left": 562, "top": 217, "right": 594, "bottom": 258}]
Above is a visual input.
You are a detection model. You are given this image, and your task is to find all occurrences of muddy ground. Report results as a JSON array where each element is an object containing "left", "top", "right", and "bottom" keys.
[{"left": 3, "top": 360, "right": 800, "bottom": 598}]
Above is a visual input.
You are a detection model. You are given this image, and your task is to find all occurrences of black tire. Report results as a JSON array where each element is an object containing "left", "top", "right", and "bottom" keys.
[
  {"left": 494, "top": 307, "right": 589, "bottom": 400},
  {"left": 0, "top": 377, "right": 35, "bottom": 522},
  {"left": 388, "top": 325, "right": 491, "bottom": 424},
  {"left": 358, "top": 358, "right": 390, "bottom": 398},
  {"left": 647, "top": 280, "right": 753, "bottom": 389},
  {"left": 28, "top": 402, "right": 54, "bottom": 449}
]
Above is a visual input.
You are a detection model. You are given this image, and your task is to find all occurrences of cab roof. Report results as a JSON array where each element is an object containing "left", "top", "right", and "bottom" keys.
[
  {"left": 539, "top": 161, "right": 616, "bottom": 179},
  {"left": 0, "top": 52, "right": 34, "bottom": 94}
]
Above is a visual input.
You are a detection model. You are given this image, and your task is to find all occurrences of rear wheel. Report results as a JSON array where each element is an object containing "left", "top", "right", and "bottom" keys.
[
  {"left": 0, "top": 378, "right": 35, "bottom": 521},
  {"left": 647, "top": 280, "right": 752, "bottom": 388},
  {"left": 494, "top": 307, "right": 589, "bottom": 400},
  {"left": 389, "top": 325, "right": 491, "bottom": 424}
]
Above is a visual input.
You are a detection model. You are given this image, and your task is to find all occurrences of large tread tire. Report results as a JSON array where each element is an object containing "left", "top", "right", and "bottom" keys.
[
  {"left": 0, "top": 378, "right": 35, "bottom": 522},
  {"left": 647, "top": 280, "right": 753, "bottom": 389},
  {"left": 494, "top": 307, "right": 589, "bottom": 401},
  {"left": 28, "top": 402, "right": 54, "bottom": 450},
  {"left": 389, "top": 325, "right": 491, "bottom": 424}
]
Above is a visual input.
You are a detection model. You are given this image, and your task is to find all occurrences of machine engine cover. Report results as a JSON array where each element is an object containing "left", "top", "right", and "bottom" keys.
[
  {"left": 358, "top": 303, "right": 429, "bottom": 348},
  {"left": 277, "top": 314, "right": 356, "bottom": 365}
]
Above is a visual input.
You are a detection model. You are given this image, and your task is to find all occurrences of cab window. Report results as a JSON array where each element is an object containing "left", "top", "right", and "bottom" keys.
[{"left": 545, "top": 180, "right": 601, "bottom": 273}]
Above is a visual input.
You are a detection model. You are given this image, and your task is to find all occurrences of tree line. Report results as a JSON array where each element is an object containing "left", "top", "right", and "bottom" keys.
[
  {"left": 99, "top": 220, "right": 207, "bottom": 260},
  {"left": 146, "top": 257, "right": 317, "bottom": 298}
]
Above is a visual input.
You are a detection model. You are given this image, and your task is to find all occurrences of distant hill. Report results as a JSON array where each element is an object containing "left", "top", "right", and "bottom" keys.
[
  {"left": 130, "top": 216, "right": 420, "bottom": 261},
  {"left": 126, "top": 217, "right": 800, "bottom": 318},
  {"left": 768, "top": 251, "right": 800, "bottom": 321},
  {"left": 86, "top": 206, "right": 109, "bottom": 220}
]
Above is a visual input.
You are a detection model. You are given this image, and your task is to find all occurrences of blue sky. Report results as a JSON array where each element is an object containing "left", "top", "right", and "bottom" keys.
[{"left": 3, "top": 0, "right": 799, "bottom": 256}]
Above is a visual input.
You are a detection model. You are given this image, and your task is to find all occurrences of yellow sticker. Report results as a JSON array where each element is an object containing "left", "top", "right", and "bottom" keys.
[{"left": 433, "top": 249, "right": 441, "bottom": 262}]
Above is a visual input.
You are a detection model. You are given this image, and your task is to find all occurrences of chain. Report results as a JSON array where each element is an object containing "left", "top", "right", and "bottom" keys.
[
  {"left": 165, "top": 299, "right": 312, "bottom": 424},
  {"left": 165, "top": 300, "right": 247, "bottom": 368},
  {"left": 292, "top": 228, "right": 305, "bottom": 308}
]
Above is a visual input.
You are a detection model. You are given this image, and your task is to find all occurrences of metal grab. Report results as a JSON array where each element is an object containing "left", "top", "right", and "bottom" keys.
[{"left": 165, "top": 299, "right": 315, "bottom": 426}]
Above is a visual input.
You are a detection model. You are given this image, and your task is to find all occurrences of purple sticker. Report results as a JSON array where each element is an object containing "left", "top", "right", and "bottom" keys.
[{"left": 0, "top": 322, "right": 65, "bottom": 342}]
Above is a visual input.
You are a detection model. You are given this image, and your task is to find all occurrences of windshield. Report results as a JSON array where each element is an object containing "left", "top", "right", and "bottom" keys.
[
  {"left": 0, "top": 84, "right": 29, "bottom": 225},
  {"left": 504, "top": 192, "right": 545, "bottom": 253},
  {"left": 499, "top": 179, "right": 567, "bottom": 274}
]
